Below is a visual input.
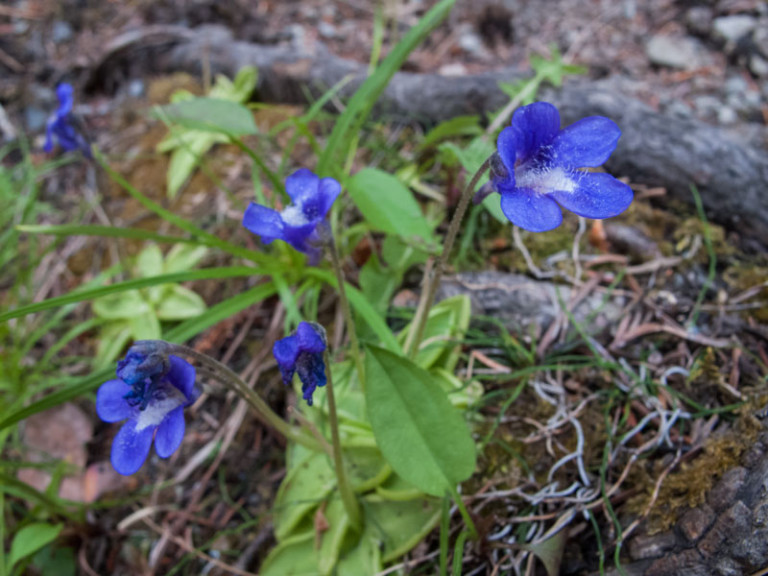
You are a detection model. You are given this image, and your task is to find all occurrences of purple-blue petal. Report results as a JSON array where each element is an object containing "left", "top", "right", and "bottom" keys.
[
  {"left": 552, "top": 172, "right": 633, "bottom": 219},
  {"left": 273, "top": 334, "right": 300, "bottom": 385},
  {"left": 56, "top": 83, "right": 74, "bottom": 115},
  {"left": 166, "top": 355, "right": 197, "bottom": 402},
  {"left": 508, "top": 102, "right": 561, "bottom": 162},
  {"left": 96, "top": 379, "right": 134, "bottom": 423},
  {"left": 495, "top": 128, "right": 518, "bottom": 187},
  {"left": 296, "top": 322, "right": 326, "bottom": 354},
  {"left": 154, "top": 407, "right": 186, "bottom": 458},
  {"left": 243, "top": 203, "right": 284, "bottom": 243},
  {"left": 550, "top": 116, "right": 622, "bottom": 168},
  {"left": 110, "top": 420, "right": 155, "bottom": 476},
  {"left": 500, "top": 187, "right": 563, "bottom": 232},
  {"left": 316, "top": 177, "right": 341, "bottom": 217},
  {"left": 285, "top": 168, "right": 320, "bottom": 207},
  {"left": 296, "top": 351, "right": 327, "bottom": 406}
]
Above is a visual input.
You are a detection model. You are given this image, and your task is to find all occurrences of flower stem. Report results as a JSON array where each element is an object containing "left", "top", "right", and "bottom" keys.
[
  {"left": 324, "top": 351, "right": 363, "bottom": 531},
  {"left": 404, "top": 157, "right": 493, "bottom": 358},
  {"left": 327, "top": 236, "right": 366, "bottom": 392},
  {"left": 147, "top": 341, "right": 321, "bottom": 452}
]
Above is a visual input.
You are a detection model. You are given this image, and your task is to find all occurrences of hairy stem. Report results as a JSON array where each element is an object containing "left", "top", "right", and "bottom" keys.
[
  {"left": 404, "top": 157, "right": 493, "bottom": 358},
  {"left": 327, "top": 236, "right": 366, "bottom": 392},
  {"left": 324, "top": 351, "right": 363, "bottom": 530},
  {"left": 146, "top": 341, "right": 321, "bottom": 452}
]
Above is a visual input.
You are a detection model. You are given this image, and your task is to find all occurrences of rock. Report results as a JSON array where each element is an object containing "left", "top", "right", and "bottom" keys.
[
  {"left": 718, "top": 106, "right": 738, "bottom": 124},
  {"left": 712, "top": 15, "right": 756, "bottom": 44},
  {"left": 646, "top": 35, "right": 707, "bottom": 70},
  {"left": 438, "top": 63, "right": 469, "bottom": 76},
  {"left": 750, "top": 54, "right": 768, "bottom": 77},
  {"left": 754, "top": 24, "right": 768, "bottom": 59},
  {"left": 457, "top": 23, "right": 487, "bottom": 57},
  {"left": 51, "top": 20, "right": 73, "bottom": 44},
  {"left": 317, "top": 21, "right": 336, "bottom": 40},
  {"left": 628, "top": 532, "right": 678, "bottom": 560},
  {"left": 437, "top": 271, "right": 626, "bottom": 336},
  {"left": 686, "top": 6, "right": 714, "bottom": 36},
  {"left": 678, "top": 505, "right": 716, "bottom": 543},
  {"left": 24, "top": 106, "right": 48, "bottom": 132}
]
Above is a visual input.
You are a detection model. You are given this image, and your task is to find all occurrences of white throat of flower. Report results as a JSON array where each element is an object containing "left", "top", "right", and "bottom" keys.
[
  {"left": 281, "top": 205, "right": 309, "bottom": 227},
  {"left": 516, "top": 165, "right": 577, "bottom": 195},
  {"left": 134, "top": 385, "right": 186, "bottom": 431}
]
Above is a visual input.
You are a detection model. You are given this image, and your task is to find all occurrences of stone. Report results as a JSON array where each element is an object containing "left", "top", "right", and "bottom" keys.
[
  {"left": 457, "top": 23, "right": 487, "bottom": 57},
  {"left": 754, "top": 24, "right": 768, "bottom": 59},
  {"left": 712, "top": 15, "right": 756, "bottom": 44},
  {"left": 51, "top": 20, "right": 73, "bottom": 44},
  {"left": 678, "top": 505, "right": 716, "bottom": 543},
  {"left": 686, "top": 6, "right": 714, "bottom": 36},
  {"left": 317, "top": 21, "right": 336, "bottom": 40},
  {"left": 628, "top": 531, "right": 678, "bottom": 560},
  {"left": 750, "top": 54, "right": 768, "bottom": 77},
  {"left": 717, "top": 106, "right": 738, "bottom": 124},
  {"left": 646, "top": 35, "right": 707, "bottom": 70},
  {"left": 698, "top": 501, "right": 752, "bottom": 557}
]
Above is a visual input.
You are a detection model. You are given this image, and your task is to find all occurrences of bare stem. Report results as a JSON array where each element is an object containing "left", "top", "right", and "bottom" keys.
[
  {"left": 327, "top": 236, "right": 366, "bottom": 392},
  {"left": 324, "top": 351, "right": 363, "bottom": 530},
  {"left": 404, "top": 157, "right": 493, "bottom": 358}
]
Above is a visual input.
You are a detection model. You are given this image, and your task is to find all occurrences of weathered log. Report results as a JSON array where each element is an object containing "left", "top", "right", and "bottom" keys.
[{"left": 91, "top": 24, "right": 768, "bottom": 240}]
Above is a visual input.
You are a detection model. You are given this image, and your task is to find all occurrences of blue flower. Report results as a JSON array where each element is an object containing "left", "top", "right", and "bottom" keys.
[
  {"left": 489, "top": 101, "right": 632, "bottom": 232},
  {"left": 43, "top": 83, "right": 91, "bottom": 157},
  {"left": 96, "top": 345, "right": 199, "bottom": 475},
  {"left": 242, "top": 169, "right": 340, "bottom": 262},
  {"left": 273, "top": 322, "right": 327, "bottom": 406}
]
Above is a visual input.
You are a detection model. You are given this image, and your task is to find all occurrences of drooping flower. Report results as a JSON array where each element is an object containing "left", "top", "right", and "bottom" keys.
[
  {"left": 488, "top": 101, "right": 632, "bottom": 232},
  {"left": 273, "top": 322, "right": 327, "bottom": 406},
  {"left": 242, "top": 168, "right": 340, "bottom": 263},
  {"left": 43, "top": 83, "right": 91, "bottom": 157},
  {"left": 96, "top": 344, "right": 199, "bottom": 475}
]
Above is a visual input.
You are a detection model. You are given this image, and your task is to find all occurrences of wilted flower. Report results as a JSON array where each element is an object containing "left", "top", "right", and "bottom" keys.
[
  {"left": 96, "top": 344, "right": 199, "bottom": 475},
  {"left": 273, "top": 322, "right": 327, "bottom": 406},
  {"left": 488, "top": 101, "right": 632, "bottom": 232},
  {"left": 43, "top": 83, "right": 91, "bottom": 157},
  {"left": 242, "top": 168, "right": 340, "bottom": 263}
]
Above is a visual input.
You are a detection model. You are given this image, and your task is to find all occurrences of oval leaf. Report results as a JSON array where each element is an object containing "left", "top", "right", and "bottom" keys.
[
  {"left": 348, "top": 168, "right": 433, "bottom": 243},
  {"left": 9, "top": 523, "right": 62, "bottom": 569},
  {"left": 155, "top": 98, "right": 257, "bottom": 135},
  {"left": 364, "top": 346, "right": 476, "bottom": 496}
]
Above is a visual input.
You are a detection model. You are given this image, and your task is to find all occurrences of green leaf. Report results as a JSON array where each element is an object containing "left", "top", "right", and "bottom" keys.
[
  {"left": 95, "top": 322, "right": 133, "bottom": 368},
  {"left": 92, "top": 290, "right": 150, "bottom": 320},
  {"left": 136, "top": 244, "right": 163, "bottom": 278},
  {"left": 440, "top": 138, "right": 505, "bottom": 222},
  {"left": 418, "top": 115, "right": 482, "bottom": 150},
  {"left": 273, "top": 444, "right": 336, "bottom": 540},
  {"left": 364, "top": 346, "right": 476, "bottom": 496},
  {"left": 129, "top": 310, "right": 161, "bottom": 341},
  {"left": 32, "top": 545, "right": 76, "bottom": 576},
  {"left": 209, "top": 66, "right": 258, "bottom": 102},
  {"left": 163, "top": 244, "right": 208, "bottom": 274},
  {"left": 9, "top": 523, "right": 63, "bottom": 570},
  {"left": 347, "top": 168, "right": 433, "bottom": 243},
  {"left": 317, "top": 0, "right": 456, "bottom": 175},
  {"left": 155, "top": 98, "right": 258, "bottom": 136},
  {"left": 520, "top": 530, "right": 567, "bottom": 576},
  {"left": 397, "top": 295, "right": 470, "bottom": 370},
  {"left": 155, "top": 285, "right": 206, "bottom": 320},
  {"left": 16, "top": 224, "right": 202, "bottom": 245}
]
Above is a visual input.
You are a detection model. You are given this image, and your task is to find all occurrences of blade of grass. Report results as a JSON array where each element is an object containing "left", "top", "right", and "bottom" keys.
[
  {"left": 316, "top": 0, "right": 456, "bottom": 176},
  {"left": 17, "top": 224, "right": 208, "bottom": 245}
]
